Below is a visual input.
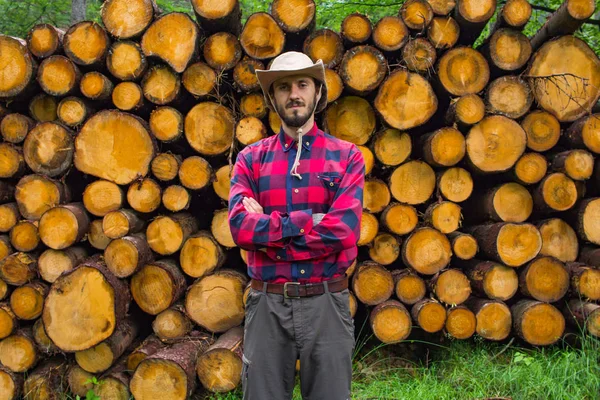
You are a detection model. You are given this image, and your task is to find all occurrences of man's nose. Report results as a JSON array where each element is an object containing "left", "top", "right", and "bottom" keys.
[{"left": 289, "top": 84, "right": 301, "bottom": 99}]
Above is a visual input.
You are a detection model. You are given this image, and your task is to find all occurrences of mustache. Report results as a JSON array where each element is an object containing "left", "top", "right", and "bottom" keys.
[{"left": 286, "top": 101, "right": 305, "bottom": 108}]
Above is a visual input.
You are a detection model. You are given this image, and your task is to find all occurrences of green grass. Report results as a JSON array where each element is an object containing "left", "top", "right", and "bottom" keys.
[{"left": 203, "top": 332, "right": 600, "bottom": 400}]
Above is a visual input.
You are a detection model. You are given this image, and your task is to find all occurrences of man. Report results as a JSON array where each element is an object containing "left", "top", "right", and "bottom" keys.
[{"left": 228, "top": 51, "right": 365, "bottom": 400}]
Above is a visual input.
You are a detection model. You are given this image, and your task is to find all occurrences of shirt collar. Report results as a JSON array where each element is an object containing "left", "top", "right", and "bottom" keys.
[{"left": 279, "top": 122, "right": 318, "bottom": 153}]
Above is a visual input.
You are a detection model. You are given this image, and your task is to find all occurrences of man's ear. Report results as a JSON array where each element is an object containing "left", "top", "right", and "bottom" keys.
[{"left": 315, "top": 83, "right": 323, "bottom": 104}]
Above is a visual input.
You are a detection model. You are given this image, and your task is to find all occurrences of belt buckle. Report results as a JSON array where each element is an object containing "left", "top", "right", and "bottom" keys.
[{"left": 283, "top": 282, "right": 301, "bottom": 299}]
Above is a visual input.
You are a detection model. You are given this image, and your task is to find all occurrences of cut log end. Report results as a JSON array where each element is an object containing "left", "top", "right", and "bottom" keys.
[
  {"left": 401, "top": 0, "right": 434, "bottom": 30},
  {"left": 425, "top": 201, "right": 462, "bottom": 234},
  {"left": 402, "top": 227, "right": 452, "bottom": 275},
  {"left": 450, "top": 232, "right": 478, "bottom": 260},
  {"left": 324, "top": 96, "right": 375, "bottom": 145},
  {"left": 341, "top": 13, "right": 372, "bottom": 45},
  {"left": 240, "top": 13, "right": 285, "bottom": 60},
  {"left": 39, "top": 204, "right": 88, "bottom": 250},
  {"left": 537, "top": 172, "right": 579, "bottom": 212},
  {"left": 373, "top": 129, "right": 411, "bottom": 167},
  {"left": 488, "top": 29, "right": 532, "bottom": 71},
  {"left": 522, "top": 110, "right": 560, "bottom": 152},
  {"left": 514, "top": 153, "right": 547, "bottom": 185},
  {"left": 185, "top": 102, "right": 234, "bottom": 156},
  {"left": 80, "top": 72, "right": 113, "bottom": 101},
  {"left": 446, "top": 306, "right": 476, "bottom": 339},
  {"left": 102, "top": 0, "right": 155, "bottom": 39},
  {"left": 470, "top": 299, "right": 512, "bottom": 341},
  {"left": 368, "top": 233, "right": 400, "bottom": 266},
  {"left": 427, "top": 16, "right": 459, "bottom": 49},
  {"left": 438, "top": 47, "right": 489, "bottom": 96},
  {"left": 0, "top": 36, "right": 35, "bottom": 99},
  {"left": 512, "top": 300, "right": 565, "bottom": 346},
  {"left": 351, "top": 262, "right": 394, "bottom": 306},
  {"left": 340, "top": 45, "right": 387, "bottom": 95},
  {"left": 27, "top": 24, "right": 61, "bottom": 58},
  {"left": 496, "top": 223, "right": 542, "bottom": 267},
  {"left": 433, "top": 269, "right": 471, "bottom": 305},
  {"left": 412, "top": 299, "right": 446, "bottom": 333},
  {"left": 438, "top": 167, "right": 473, "bottom": 203},
  {"left": 370, "top": 301, "right": 412, "bottom": 343},
  {"left": 381, "top": 203, "right": 418, "bottom": 236},
  {"left": 402, "top": 38, "right": 437, "bottom": 74},
  {"left": 486, "top": 76, "right": 532, "bottom": 119},
  {"left": 107, "top": 41, "right": 147, "bottom": 82},
  {"left": 390, "top": 161, "right": 435, "bottom": 205},
  {"left": 127, "top": 179, "right": 162, "bottom": 214},
  {"left": 373, "top": 16, "right": 409, "bottom": 52},
  {"left": 364, "top": 179, "right": 391, "bottom": 214},
  {"left": 83, "top": 180, "right": 124, "bottom": 217}
]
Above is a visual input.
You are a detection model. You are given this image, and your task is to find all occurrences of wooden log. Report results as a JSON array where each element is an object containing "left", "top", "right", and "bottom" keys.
[
  {"left": 358, "top": 145, "right": 375, "bottom": 175},
  {"left": 240, "top": 13, "right": 285, "bottom": 60},
  {"left": 438, "top": 47, "right": 489, "bottom": 96},
  {"left": 380, "top": 202, "right": 418, "bottom": 236},
  {"left": 37, "top": 55, "right": 81, "bottom": 97},
  {"left": 372, "top": 16, "right": 409, "bottom": 53},
  {"left": 127, "top": 178, "right": 162, "bottom": 213},
  {"left": 521, "top": 110, "right": 561, "bottom": 152},
  {"left": 324, "top": 67, "right": 343, "bottom": 104},
  {"left": 22, "top": 357, "right": 69, "bottom": 399},
  {"left": 466, "top": 115, "right": 527, "bottom": 173},
  {"left": 402, "top": 38, "right": 437, "bottom": 74},
  {"left": 23, "top": 121, "right": 74, "bottom": 178},
  {"left": 38, "top": 247, "right": 87, "bottom": 284},
  {"left": 426, "top": 0, "right": 456, "bottom": 15},
  {"left": 190, "top": 0, "right": 241, "bottom": 35},
  {"left": 0, "top": 235, "right": 11, "bottom": 263},
  {"left": 303, "top": 28, "right": 344, "bottom": 69},
  {"left": 9, "top": 280, "right": 48, "bottom": 320},
  {"left": 389, "top": 161, "right": 435, "bottom": 205},
  {"left": 526, "top": 36, "right": 600, "bottom": 122},
  {"left": 512, "top": 300, "right": 565, "bottom": 346},
  {"left": 75, "top": 110, "right": 156, "bottom": 185},
  {"left": 445, "top": 94, "right": 485, "bottom": 129},
  {"left": 400, "top": 0, "right": 434, "bottom": 31},
  {"left": 32, "top": 318, "right": 59, "bottom": 355},
  {"left": 0, "top": 302, "right": 17, "bottom": 339},
  {"left": 437, "top": 167, "right": 473, "bottom": 203},
  {"left": 423, "top": 201, "right": 461, "bottom": 234},
  {"left": 43, "top": 255, "right": 131, "bottom": 352},
  {"left": 126, "top": 335, "right": 165, "bottom": 372},
  {"left": 569, "top": 197, "right": 600, "bottom": 245},
  {"left": 324, "top": 96, "right": 375, "bottom": 144},
  {"left": 466, "top": 182, "right": 532, "bottom": 224},
  {"left": 26, "top": 23, "right": 64, "bottom": 59},
  {"left": 485, "top": 76, "right": 532, "bottom": 119},
  {"left": 459, "top": 259, "right": 518, "bottom": 301},
  {"left": 0, "top": 252, "right": 38, "bottom": 286},
  {"left": 106, "top": 41, "right": 147, "bottom": 83},
  {"left": 141, "top": 13, "right": 200, "bottom": 73},
  {"left": 153, "top": 302, "right": 193, "bottom": 343},
  {"left": 235, "top": 117, "right": 267, "bottom": 146},
  {"left": 537, "top": 218, "right": 579, "bottom": 263},
  {"left": 147, "top": 213, "right": 198, "bottom": 255},
  {"left": 131, "top": 259, "right": 187, "bottom": 315},
  {"left": 411, "top": 298, "right": 446, "bottom": 333},
  {"left": 130, "top": 333, "right": 213, "bottom": 400},
  {"left": 101, "top": 0, "right": 158, "bottom": 39},
  {"left": 357, "top": 211, "right": 379, "bottom": 246},
  {"left": 63, "top": 21, "right": 110, "bottom": 68},
  {"left": 467, "top": 222, "right": 542, "bottom": 267},
  {"left": 149, "top": 106, "right": 184, "bottom": 143},
  {"left": 28, "top": 93, "right": 58, "bottom": 122},
  {"left": 533, "top": 172, "right": 579, "bottom": 213},
  {"left": 519, "top": 256, "right": 569, "bottom": 303},
  {"left": 562, "top": 299, "right": 600, "bottom": 337},
  {"left": 0, "top": 36, "right": 37, "bottom": 100},
  {"left": 203, "top": 32, "right": 242, "bottom": 72},
  {"left": 402, "top": 227, "right": 452, "bottom": 274},
  {"left": 481, "top": 28, "right": 531, "bottom": 75},
  {"left": 492, "top": 0, "right": 531, "bottom": 31},
  {"left": 364, "top": 178, "right": 391, "bottom": 214},
  {"left": 339, "top": 45, "right": 387, "bottom": 96},
  {"left": 566, "top": 262, "right": 600, "bottom": 301},
  {"left": 0, "top": 327, "right": 38, "bottom": 372},
  {"left": 427, "top": 16, "right": 459, "bottom": 49},
  {"left": 375, "top": 70, "right": 437, "bottom": 130},
  {"left": 56, "top": 96, "right": 91, "bottom": 127},
  {"left": 530, "top": 0, "right": 596, "bottom": 51},
  {"left": 196, "top": 326, "right": 243, "bottom": 393},
  {"left": 103, "top": 208, "right": 145, "bottom": 239},
  {"left": 96, "top": 356, "right": 131, "bottom": 400},
  {"left": 430, "top": 269, "right": 471, "bottom": 305},
  {"left": 67, "top": 365, "right": 94, "bottom": 398},
  {"left": 445, "top": 305, "right": 476, "bottom": 339},
  {"left": 185, "top": 102, "right": 235, "bottom": 156},
  {"left": 0, "top": 364, "right": 23, "bottom": 400},
  {"left": 0, "top": 203, "right": 19, "bottom": 234},
  {"left": 392, "top": 269, "right": 426, "bottom": 305},
  {"left": 80, "top": 71, "right": 114, "bottom": 102},
  {"left": 39, "top": 203, "right": 89, "bottom": 250},
  {"left": 465, "top": 297, "right": 511, "bottom": 341},
  {"left": 82, "top": 180, "right": 123, "bottom": 218},
  {"left": 1, "top": 113, "right": 34, "bottom": 144},
  {"left": 0, "top": 143, "right": 26, "bottom": 179},
  {"left": 550, "top": 149, "right": 595, "bottom": 181},
  {"left": 163, "top": 185, "right": 191, "bottom": 212},
  {"left": 341, "top": 13, "right": 372, "bottom": 47},
  {"left": 419, "top": 127, "right": 465, "bottom": 168},
  {"left": 180, "top": 231, "right": 225, "bottom": 279},
  {"left": 351, "top": 261, "right": 394, "bottom": 305},
  {"left": 453, "top": 0, "right": 496, "bottom": 46},
  {"left": 512, "top": 152, "right": 548, "bottom": 185},
  {"left": 182, "top": 62, "right": 217, "bottom": 99},
  {"left": 579, "top": 245, "right": 600, "bottom": 267},
  {"left": 447, "top": 231, "right": 478, "bottom": 260},
  {"left": 370, "top": 300, "right": 412, "bottom": 343},
  {"left": 185, "top": 269, "right": 247, "bottom": 333},
  {"left": 368, "top": 233, "right": 400, "bottom": 266},
  {"left": 104, "top": 233, "right": 153, "bottom": 278},
  {"left": 233, "top": 57, "right": 263, "bottom": 94},
  {"left": 565, "top": 113, "right": 600, "bottom": 155},
  {"left": 75, "top": 318, "right": 138, "bottom": 373},
  {"left": 141, "top": 64, "right": 183, "bottom": 106},
  {"left": 88, "top": 219, "right": 111, "bottom": 250}
]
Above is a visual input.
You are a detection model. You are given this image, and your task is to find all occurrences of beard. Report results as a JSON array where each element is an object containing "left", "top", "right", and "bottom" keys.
[{"left": 275, "top": 94, "right": 317, "bottom": 128}]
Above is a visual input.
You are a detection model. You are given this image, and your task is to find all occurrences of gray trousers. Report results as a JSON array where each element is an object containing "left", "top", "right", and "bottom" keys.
[{"left": 242, "top": 282, "right": 355, "bottom": 400}]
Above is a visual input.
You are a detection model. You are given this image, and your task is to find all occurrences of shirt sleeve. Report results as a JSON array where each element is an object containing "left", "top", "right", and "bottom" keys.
[
  {"left": 265, "top": 147, "right": 365, "bottom": 261},
  {"left": 228, "top": 149, "right": 314, "bottom": 251}
]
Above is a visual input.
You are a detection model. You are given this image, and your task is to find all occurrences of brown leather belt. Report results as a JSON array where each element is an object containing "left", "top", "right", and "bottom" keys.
[{"left": 250, "top": 276, "right": 348, "bottom": 299}]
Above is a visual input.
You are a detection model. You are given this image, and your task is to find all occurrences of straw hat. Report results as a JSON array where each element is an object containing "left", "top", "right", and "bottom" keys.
[{"left": 255, "top": 51, "right": 328, "bottom": 114}]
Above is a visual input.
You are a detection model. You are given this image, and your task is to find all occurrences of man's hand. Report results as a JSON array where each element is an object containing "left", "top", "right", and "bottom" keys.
[{"left": 243, "top": 197, "right": 264, "bottom": 214}]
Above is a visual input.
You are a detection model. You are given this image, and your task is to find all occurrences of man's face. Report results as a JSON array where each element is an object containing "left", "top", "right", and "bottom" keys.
[{"left": 271, "top": 75, "right": 320, "bottom": 128}]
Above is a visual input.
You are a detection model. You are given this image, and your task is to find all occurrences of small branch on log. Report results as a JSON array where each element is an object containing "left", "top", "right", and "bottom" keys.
[{"left": 523, "top": 72, "right": 595, "bottom": 117}]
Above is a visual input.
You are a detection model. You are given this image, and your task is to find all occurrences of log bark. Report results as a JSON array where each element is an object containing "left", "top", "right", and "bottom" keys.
[
  {"left": 411, "top": 298, "right": 446, "bottom": 333},
  {"left": 512, "top": 299, "right": 565, "bottom": 346},
  {"left": 23, "top": 122, "right": 74, "bottom": 178},
  {"left": 190, "top": 0, "right": 242, "bottom": 35},
  {"left": 104, "top": 233, "right": 153, "bottom": 278},
  {"left": 458, "top": 259, "right": 518, "bottom": 301},
  {"left": 80, "top": 71, "right": 114, "bottom": 101},
  {"left": 152, "top": 302, "right": 193, "bottom": 343},
  {"left": 1, "top": 113, "right": 34, "bottom": 144},
  {"left": 0, "top": 364, "right": 23, "bottom": 400},
  {"left": 0, "top": 36, "right": 38, "bottom": 100},
  {"left": 26, "top": 23, "right": 64, "bottom": 59},
  {"left": 453, "top": 0, "right": 496, "bottom": 46},
  {"left": 562, "top": 299, "right": 600, "bottom": 337}
]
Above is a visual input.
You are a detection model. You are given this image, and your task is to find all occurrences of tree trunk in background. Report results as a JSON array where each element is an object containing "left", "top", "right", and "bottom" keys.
[{"left": 71, "top": 0, "right": 87, "bottom": 25}]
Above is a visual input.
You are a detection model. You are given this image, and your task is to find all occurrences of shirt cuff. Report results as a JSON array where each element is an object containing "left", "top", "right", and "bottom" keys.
[{"left": 282, "top": 209, "right": 313, "bottom": 238}]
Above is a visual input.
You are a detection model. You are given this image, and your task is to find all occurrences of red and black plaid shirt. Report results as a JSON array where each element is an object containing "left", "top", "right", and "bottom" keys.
[{"left": 228, "top": 122, "right": 365, "bottom": 283}]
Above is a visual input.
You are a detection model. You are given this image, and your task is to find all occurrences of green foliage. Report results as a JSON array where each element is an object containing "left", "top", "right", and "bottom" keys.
[{"left": 74, "top": 376, "right": 102, "bottom": 400}]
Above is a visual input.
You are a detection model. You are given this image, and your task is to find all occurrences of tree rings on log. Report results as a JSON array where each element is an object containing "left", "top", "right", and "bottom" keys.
[
  {"left": 324, "top": 96, "right": 375, "bottom": 145},
  {"left": 23, "top": 121, "right": 74, "bottom": 178},
  {"left": 389, "top": 161, "right": 435, "bottom": 205},
  {"left": 438, "top": 47, "right": 489, "bottom": 96},
  {"left": 240, "top": 13, "right": 285, "bottom": 60},
  {"left": 63, "top": 21, "right": 110, "bottom": 67},
  {"left": 339, "top": 45, "right": 387, "bottom": 95},
  {"left": 460, "top": 259, "right": 518, "bottom": 301},
  {"left": 102, "top": 0, "right": 156, "bottom": 39},
  {"left": 127, "top": 178, "right": 162, "bottom": 213},
  {"left": 351, "top": 261, "right": 394, "bottom": 305},
  {"left": 180, "top": 231, "right": 225, "bottom": 279},
  {"left": 0, "top": 36, "right": 37, "bottom": 100},
  {"left": 400, "top": 0, "right": 434, "bottom": 30},
  {"left": 370, "top": 300, "right": 412, "bottom": 343},
  {"left": 466, "top": 297, "right": 512, "bottom": 341},
  {"left": 372, "top": 129, "right": 411, "bottom": 167},
  {"left": 512, "top": 300, "right": 565, "bottom": 346},
  {"left": 26, "top": 23, "right": 63, "bottom": 59},
  {"left": 446, "top": 306, "right": 476, "bottom": 340},
  {"left": 485, "top": 76, "right": 532, "bottom": 119},
  {"left": 380, "top": 203, "right": 418, "bottom": 236},
  {"left": 185, "top": 102, "right": 234, "bottom": 156},
  {"left": 513, "top": 153, "right": 547, "bottom": 185},
  {"left": 341, "top": 13, "right": 372, "bottom": 46},
  {"left": 427, "top": 16, "right": 459, "bottom": 49},
  {"left": 372, "top": 16, "right": 409, "bottom": 52},
  {"left": 83, "top": 180, "right": 124, "bottom": 217},
  {"left": 487, "top": 28, "right": 531, "bottom": 72},
  {"left": 537, "top": 218, "right": 578, "bottom": 263},
  {"left": 402, "top": 227, "right": 451, "bottom": 275},
  {"left": 437, "top": 167, "right": 473, "bottom": 203},
  {"left": 411, "top": 298, "right": 446, "bottom": 333},
  {"left": 521, "top": 110, "right": 560, "bottom": 152}
]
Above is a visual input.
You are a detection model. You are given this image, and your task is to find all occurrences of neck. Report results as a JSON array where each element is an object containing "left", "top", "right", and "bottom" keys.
[{"left": 282, "top": 116, "right": 315, "bottom": 141}]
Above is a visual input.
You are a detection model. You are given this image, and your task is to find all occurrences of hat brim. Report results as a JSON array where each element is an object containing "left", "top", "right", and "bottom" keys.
[{"left": 256, "top": 62, "right": 328, "bottom": 114}]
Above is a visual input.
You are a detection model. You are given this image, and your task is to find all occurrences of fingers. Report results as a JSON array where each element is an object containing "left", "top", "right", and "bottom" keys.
[{"left": 242, "top": 197, "right": 264, "bottom": 214}]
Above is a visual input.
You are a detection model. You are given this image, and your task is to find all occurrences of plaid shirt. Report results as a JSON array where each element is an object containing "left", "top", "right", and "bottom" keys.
[{"left": 228, "top": 122, "right": 365, "bottom": 283}]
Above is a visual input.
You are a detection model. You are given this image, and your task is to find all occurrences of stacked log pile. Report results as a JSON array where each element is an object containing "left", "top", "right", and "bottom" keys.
[{"left": 0, "top": 0, "right": 600, "bottom": 397}]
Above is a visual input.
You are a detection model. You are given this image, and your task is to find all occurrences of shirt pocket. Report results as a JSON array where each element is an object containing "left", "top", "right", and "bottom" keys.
[{"left": 317, "top": 172, "right": 342, "bottom": 191}]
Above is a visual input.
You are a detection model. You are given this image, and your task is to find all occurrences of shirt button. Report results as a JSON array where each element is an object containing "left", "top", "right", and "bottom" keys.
[
  {"left": 329, "top": 182, "right": 334, "bottom": 187},
  {"left": 285, "top": 143, "right": 288, "bottom": 147},
  {"left": 294, "top": 189, "right": 299, "bottom": 193},
  {"left": 276, "top": 256, "right": 281, "bottom": 260},
  {"left": 305, "top": 141, "right": 309, "bottom": 145},
  {"left": 300, "top": 269, "right": 305, "bottom": 274},
  {"left": 300, "top": 229, "right": 304, "bottom": 233}
]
